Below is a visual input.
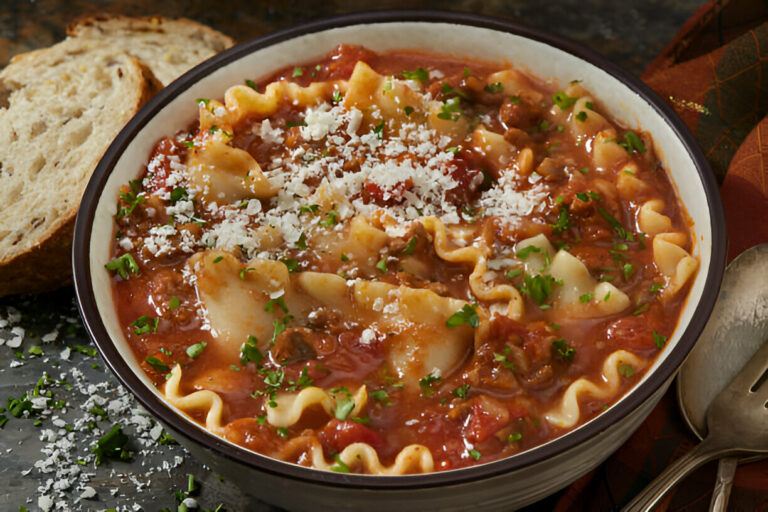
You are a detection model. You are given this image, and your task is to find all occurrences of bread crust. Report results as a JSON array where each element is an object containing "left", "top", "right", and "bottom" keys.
[
  {"left": 66, "top": 13, "right": 235, "bottom": 48},
  {"left": 0, "top": 16, "right": 232, "bottom": 298},
  {"left": 0, "top": 54, "right": 155, "bottom": 297},
  {"left": 0, "top": 217, "right": 75, "bottom": 296}
]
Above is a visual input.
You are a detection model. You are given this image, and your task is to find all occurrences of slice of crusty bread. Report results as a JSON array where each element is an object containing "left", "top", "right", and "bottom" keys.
[
  {"left": 67, "top": 15, "right": 235, "bottom": 86},
  {"left": 0, "top": 16, "right": 234, "bottom": 297},
  {"left": 0, "top": 38, "right": 160, "bottom": 296}
]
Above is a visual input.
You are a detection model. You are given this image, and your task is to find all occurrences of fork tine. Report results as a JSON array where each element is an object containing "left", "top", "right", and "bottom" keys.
[{"left": 724, "top": 340, "right": 768, "bottom": 395}]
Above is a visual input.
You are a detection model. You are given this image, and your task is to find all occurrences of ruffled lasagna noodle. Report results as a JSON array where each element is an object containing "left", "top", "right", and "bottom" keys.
[{"left": 108, "top": 45, "right": 697, "bottom": 474}]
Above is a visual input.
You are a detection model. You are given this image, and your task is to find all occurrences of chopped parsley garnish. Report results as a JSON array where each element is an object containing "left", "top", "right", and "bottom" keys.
[
  {"left": 92, "top": 424, "right": 132, "bottom": 465},
  {"left": 551, "top": 205, "right": 572, "bottom": 234},
  {"left": 446, "top": 146, "right": 460, "bottom": 154},
  {"left": 468, "top": 449, "right": 482, "bottom": 460},
  {"left": 650, "top": 283, "right": 664, "bottom": 293},
  {"left": 446, "top": 304, "right": 479, "bottom": 328},
  {"left": 437, "top": 97, "right": 462, "bottom": 121},
  {"left": 145, "top": 356, "right": 169, "bottom": 373},
  {"left": 653, "top": 330, "right": 668, "bottom": 349},
  {"left": 404, "top": 105, "right": 414, "bottom": 116},
  {"left": 239, "top": 267, "right": 255, "bottom": 280},
  {"left": 196, "top": 98, "right": 210, "bottom": 107},
  {"left": 552, "top": 338, "right": 576, "bottom": 361},
  {"left": 245, "top": 79, "right": 257, "bottom": 89},
  {"left": 270, "top": 317, "right": 290, "bottom": 346},
  {"left": 104, "top": 253, "right": 139, "bottom": 280},
  {"left": 598, "top": 207, "right": 633, "bottom": 241},
  {"left": 376, "top": 257, "right": 388, "bottom": 273},
  {"left": 295, "top": 232, "right": 308, "bottom": 250},
  {"left": 332, "top": 90, "right": 342, "bottom": 103},
  {"left": 299, "top": 203, "right": 319, "bottom": 214},
  {"left": 508, "top": 432, "right": 523, "bottom": 443},
  {"left": 239, "top": 335, "right": 263, "bottom": 365},
  {"left": 330, "top": 453, "right": 350, "bottom": 473},
  {"left": 213, "top": 255, "right": 223, "bottom": 263},
  {"left": 575, "top": 111, "right": 587, "bottom": 122},
  {"left": 291, "top": 67, "right": 303, "bottom": 77},
  {"left": 552, "top": 91, "right": 577, "bottom": 110},
  {"left": 402, "top": 236, "right": 418, "bottom": 255},
  {"left": 117, "top": 180, "right": 146, "bottom": 218},
  {"left": 182, "top": 140, "right": 196, "bottom": 148},
  {"left": 168, "top": 296, "right": 181, "bottom": 310},
  {"left": 618, "top": 131, "right": 646, "bottom": 154},
  {"left": 452, "top": 384, "right": 470, "bottom": 399},
  {"left": 402, "top": 67, "right": 429, "bottom": 82},
  {"left": 340, "top": 253, "right": 349, "bottom": 262},
  {"left": 506, "top": 269, "right": 523, "bottom": 279},
  {"left": 632, "top": 303, "right": 649, "bottom": 316},
  {"left": 579, "top": 167, "right": 590, "bottom": 174},
  {"left": 373, "top": 120, "right": 385, "bottom": 138},
  {"left": 516, "top": 245, "right": 541, "bottom": 259},
  {"left": 286, "top": 367, "right": 313, "bottom": 391},
  {"left": 371, "top": 390, "right": 389, "bottom": 402},
  {"left": 334, "top": 397, "right": 356, "bottom": 420},
  {"left": 319, "top": 210, "right": 339, "bottom": 227},
  {"left": 280, "top": 259, "right": 300, "bottom": 273},
  {"left": 484, "top": 82, "right": 504, "bottom": 93},
  {"left": 418, "top": 373, "right": 442, "bottom": 396},
  {"left": 519, "top": 274, "right": 558, "bottom": 304},
  {"left": 186, "top": 342, "right": 207, "bottom": 359},
  {"left": 264, "top": 298, "right": 288, "bottom": 314},
  {"left": 579, "top": 293, "right": 593, "bottom": 303},
  {"left": 623, "top": 263, "right": 635, "bottom": 280},
  {"left": 276, "top": 427, "right": 288, "bottom": 438},
  {"left": 131, "top": 315, "right": 158, "bottom": 335},
  {"left": 604, "top": 291, "right": 612, "bottom": 301},
  {"left": 509, "top": 95, "right": 521, "bottom": 104},
  {"left": 619, "top": 364, "right": 635, "bottom": 378},
  {"left": 493, "top": 347, "right": 515, "bottom": 371}
]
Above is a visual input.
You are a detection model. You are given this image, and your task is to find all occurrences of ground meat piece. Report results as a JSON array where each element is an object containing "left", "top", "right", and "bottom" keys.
[
  {"left": 499, "top": 97, "right": 540, "bottom": 130},
  {"left": 272, "top": 327, "right": 335, "bottom": 361},
  {"left": 535, "top": 157, "right": 568, "bottom": 182}
]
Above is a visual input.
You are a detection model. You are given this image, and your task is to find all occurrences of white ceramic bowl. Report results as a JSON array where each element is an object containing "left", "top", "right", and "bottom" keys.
[{"left": 73, "top": 11, "right": 726, "bottom": 511}]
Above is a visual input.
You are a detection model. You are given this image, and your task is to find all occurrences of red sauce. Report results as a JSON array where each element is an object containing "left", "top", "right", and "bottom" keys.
[{"left": 108, "top": 45, "right": 694, "bottom": 473}]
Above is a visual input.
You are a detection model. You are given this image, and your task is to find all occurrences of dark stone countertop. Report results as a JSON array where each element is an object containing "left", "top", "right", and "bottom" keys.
[{"left": 0, "top": 1, "right": 705, "bottom": 511}]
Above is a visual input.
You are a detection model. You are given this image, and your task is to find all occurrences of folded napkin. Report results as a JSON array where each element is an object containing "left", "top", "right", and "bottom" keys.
[{"left": 554, "top": 1, "right": 768, "bottom": 510}]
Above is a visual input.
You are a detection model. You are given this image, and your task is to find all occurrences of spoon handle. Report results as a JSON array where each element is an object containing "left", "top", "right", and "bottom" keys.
[
  {"left": 621, "top": 438, "right": 728, "bottom": 512},
  {"left": 709, "top": 456, "right": 738, "bottom": 512}
]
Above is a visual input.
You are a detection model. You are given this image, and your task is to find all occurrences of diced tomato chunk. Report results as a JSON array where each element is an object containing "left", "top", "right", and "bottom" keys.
[
  {"left": 444, "top": 152, "right": 483, "bottom": 204},
  {"left": 489, "top": 314, "right": 527, "bottom": 341},
  {"left": 464, "top": 395, "right": 510, "bottom": 443},
  {"left": 361, "top": 178, "right": 414, "bottom": 206},
  {"left": 605, "top": 308, "right": 663, "bottom": 350},
  {"left": 319, "top": 419, "right": 383, "bottom": 455}
]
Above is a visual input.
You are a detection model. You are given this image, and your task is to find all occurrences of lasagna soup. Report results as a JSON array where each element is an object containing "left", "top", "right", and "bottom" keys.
[{"left": 107, "top": 45, "right": 697, "bottom": 474}]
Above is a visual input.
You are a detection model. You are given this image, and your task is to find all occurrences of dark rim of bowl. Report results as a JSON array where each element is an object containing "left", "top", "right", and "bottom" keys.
[{"left": 73, "top": 9, "right": 727, "bottom": 490}]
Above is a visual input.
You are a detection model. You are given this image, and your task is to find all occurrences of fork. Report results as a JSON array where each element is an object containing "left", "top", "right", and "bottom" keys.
[{"left": 622, "top": 340, "right": 768, "bottom": 512}]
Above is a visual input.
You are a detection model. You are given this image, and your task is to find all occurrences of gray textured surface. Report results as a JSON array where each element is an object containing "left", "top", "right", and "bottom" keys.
[{"left": 0, "top": 1, "right": 705, "bottom": 510}]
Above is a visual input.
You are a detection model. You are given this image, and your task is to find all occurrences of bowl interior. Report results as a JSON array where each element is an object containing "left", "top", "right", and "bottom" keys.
[{"left": 77, "top": 16, "right": 723, "bottom": 486}]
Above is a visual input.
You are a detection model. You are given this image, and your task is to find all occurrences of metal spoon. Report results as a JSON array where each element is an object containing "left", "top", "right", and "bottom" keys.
[
  {"left": 622, "top": 244, "right": 768, "bottom": 511},
  {"left": 677, "top": 244, "right": 768, "bottom": 511}
]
